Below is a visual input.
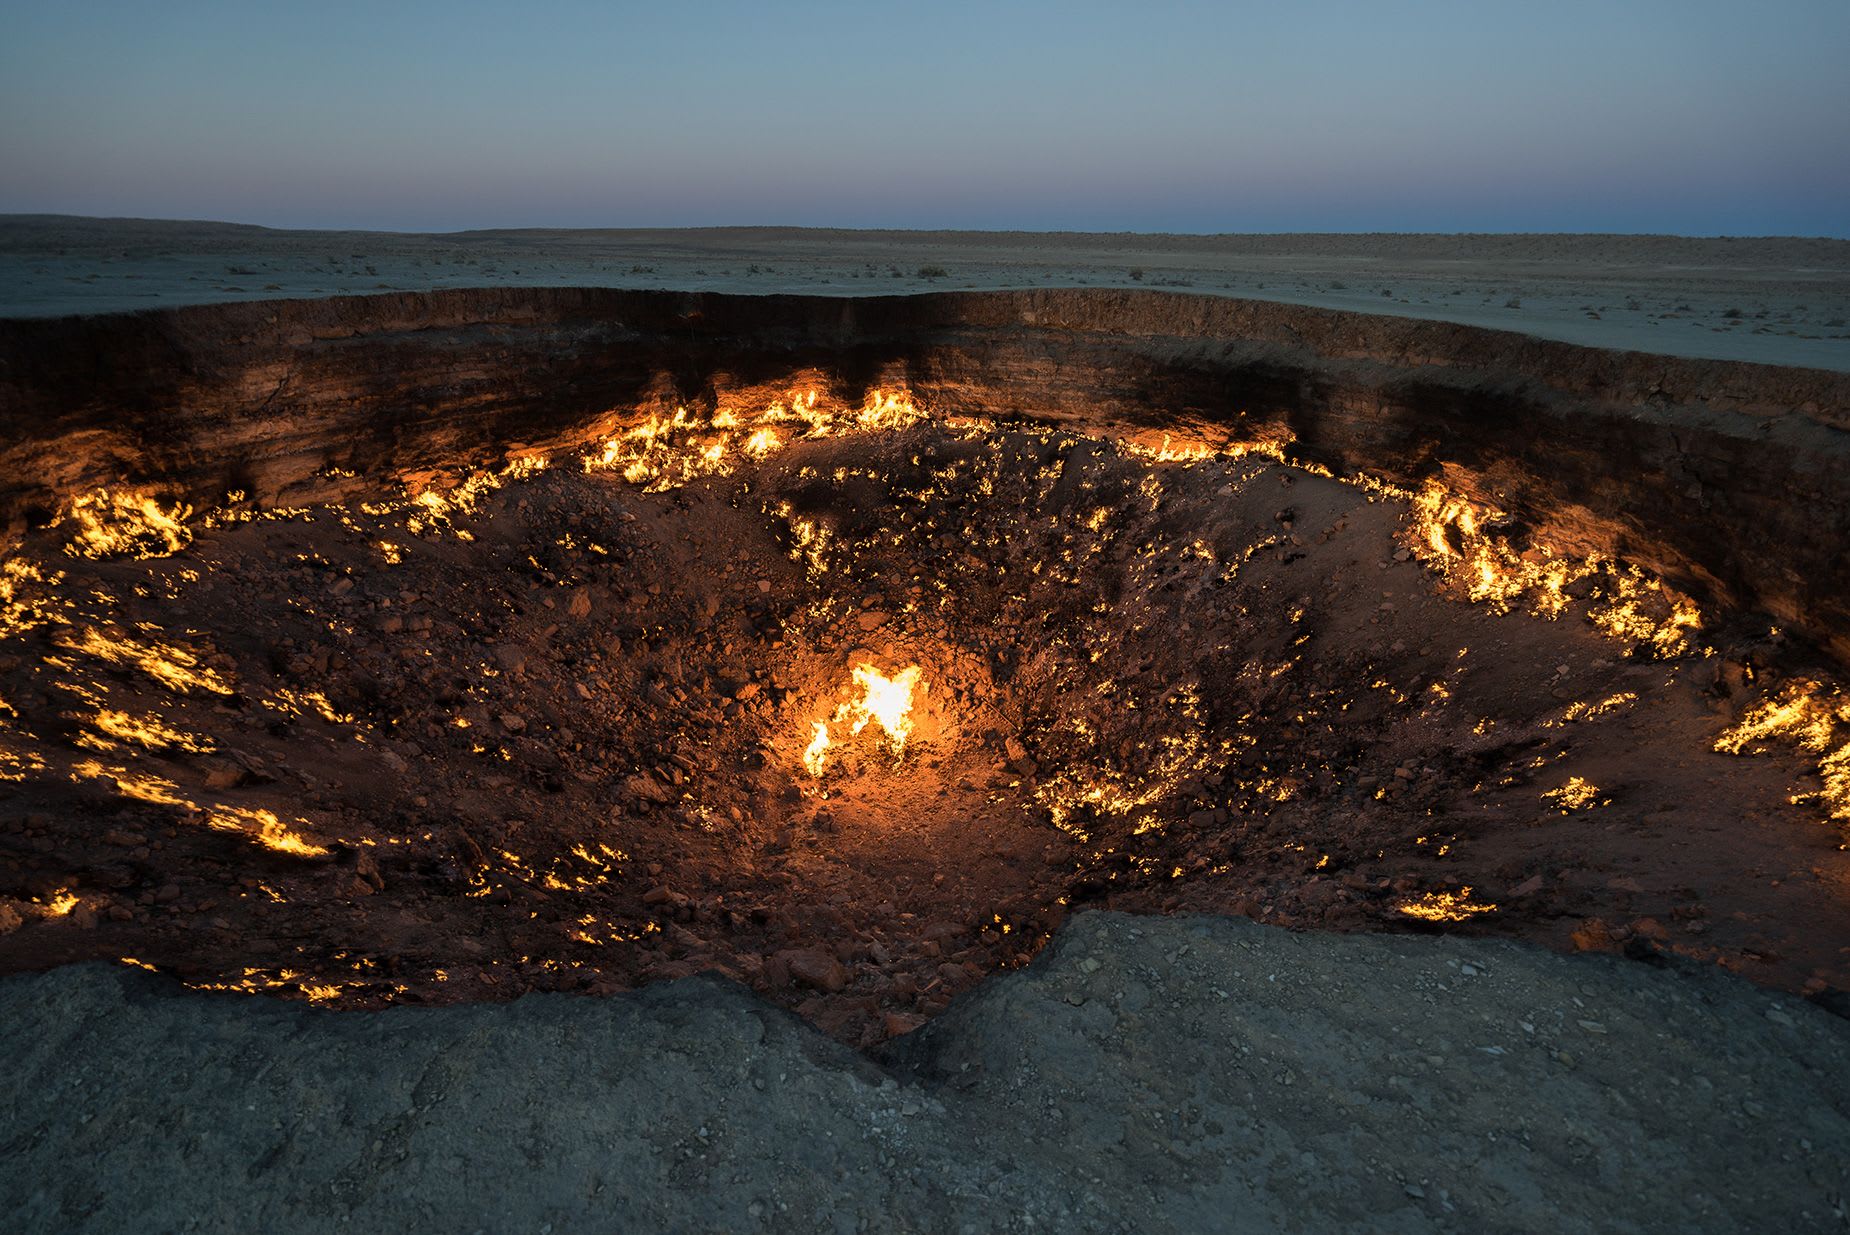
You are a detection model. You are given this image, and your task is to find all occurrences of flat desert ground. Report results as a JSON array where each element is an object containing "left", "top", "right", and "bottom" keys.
[{"left": 4, "top": 215, "right": 1849, "bottom": 370}]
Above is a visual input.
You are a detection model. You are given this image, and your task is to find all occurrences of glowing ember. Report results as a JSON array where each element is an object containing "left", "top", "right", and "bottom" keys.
[
  {"left": 1715, "top": 681, "right": 1850, "bottom": 826},
  {"left": 60, "top": 489, "right": 193, "bottom": 560},
  {"left": 204, "top": 806, "right": 329, "bottom": 858},
  {"left": 1402, "top": 480, "right": 1702, "bottom": 653},
  {"left": 1396, "top": 888, "right": 1498, "bottom": 922},
  {"left": 87, "top": 708, "right": 216, "bottom": 754},
  {"left": 41, "top": 889, "right": 80, "bottom": 917},
  {"left": 1543, "top": 776, "right": 1605, "bottom": 812}
]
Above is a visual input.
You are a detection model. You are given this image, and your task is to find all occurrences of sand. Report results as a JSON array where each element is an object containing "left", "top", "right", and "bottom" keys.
[{"left": 4, "top": 215, "right": 1849, "bottom": 370}]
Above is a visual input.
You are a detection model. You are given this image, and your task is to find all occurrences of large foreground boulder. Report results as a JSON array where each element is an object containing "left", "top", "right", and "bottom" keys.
[{"left": 3, "top": 912, "right": 1846, "bottom": 1233}]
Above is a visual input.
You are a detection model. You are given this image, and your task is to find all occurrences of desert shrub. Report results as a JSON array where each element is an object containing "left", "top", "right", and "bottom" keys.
[{"left": 917, "top": 265, "right": 949, "bottom": 279}]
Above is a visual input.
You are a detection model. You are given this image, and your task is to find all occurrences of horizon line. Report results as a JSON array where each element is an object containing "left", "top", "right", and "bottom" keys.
[{"left": 5, "top": 212, "right": 1848, "bottom": 245}]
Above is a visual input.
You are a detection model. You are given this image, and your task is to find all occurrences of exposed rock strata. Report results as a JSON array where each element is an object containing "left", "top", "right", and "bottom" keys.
[{"left": 2, "top": 289, "right": 1845, "bottom": 662}]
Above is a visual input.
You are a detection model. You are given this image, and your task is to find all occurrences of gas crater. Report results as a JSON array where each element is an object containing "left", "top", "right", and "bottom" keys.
[{"left": 2, "top": 289, "right": 1848, "bottom": 1046}]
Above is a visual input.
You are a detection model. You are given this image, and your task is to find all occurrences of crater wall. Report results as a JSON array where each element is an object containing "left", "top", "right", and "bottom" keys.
[{"left": 2, "top": 288, "right": 1846, "bottom": 660}]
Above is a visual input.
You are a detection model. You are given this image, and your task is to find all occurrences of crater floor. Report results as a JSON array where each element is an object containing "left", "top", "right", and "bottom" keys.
[{"left": 1, "top": 417, "right": 1846, "bottom": 1044}]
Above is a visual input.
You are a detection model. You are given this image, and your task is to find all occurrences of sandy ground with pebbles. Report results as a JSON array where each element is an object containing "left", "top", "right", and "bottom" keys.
[
  {"left": 5, "top": 216, "right": 1849, "bottom": 370},
  {"left": 4, "top": 913, "right": 1846, "bottom": 1234}
]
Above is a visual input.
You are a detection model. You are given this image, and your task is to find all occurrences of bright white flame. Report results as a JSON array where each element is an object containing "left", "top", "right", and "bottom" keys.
[
  {"left": 802, "top": 663, "right": 924, "bottom": 777},
  {"left": 802, "top": 721, "right": 831, "bottom": 777},
  {"left": 848, "top": 663, "right": 921, "bottom": 754}
]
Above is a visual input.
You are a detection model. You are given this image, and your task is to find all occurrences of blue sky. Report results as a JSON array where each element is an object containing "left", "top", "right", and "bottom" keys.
[{"left": 3, "top": 0, "right": 1846, "bottom": 235}]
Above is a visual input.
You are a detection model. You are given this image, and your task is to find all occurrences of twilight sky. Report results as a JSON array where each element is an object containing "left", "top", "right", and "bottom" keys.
[{"left": 3, "top": 0, "right": 1846, "bottom": 236}]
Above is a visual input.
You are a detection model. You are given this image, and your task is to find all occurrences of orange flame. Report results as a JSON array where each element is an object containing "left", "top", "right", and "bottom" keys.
[
  {"left": 847, "top": 663, "right": 921, "bottom": 754},
  {"left": 802, "top": 721, "right": 831, "bottom": 777},
  {"left": 802, "top": 663, "right": 924, "bottom": 776}
]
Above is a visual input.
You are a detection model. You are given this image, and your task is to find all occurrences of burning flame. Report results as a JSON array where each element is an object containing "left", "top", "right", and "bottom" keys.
[
  {"left": 803, "top": 663, "right": 924, "bottom": 776},
  {"left": 582, "top": 389, "right": 923, "bottom": 492},
  {"left": 55, "top": 627, "right": 233, "bottom": 696},
  {"left": 802, "top": 721, "right": 832, "bottom": 777},
  {"left": 1715, "top": 681, "right": 1850, "bottom": 827},
  {"left": 1120, "top": 426, "right": 1293, "bottom": 464},
  {"left": 848, "top": 663, "right": 921, "bottom": 752},
  {"left": 60, "top": 490, "right": 193, "bottom": 560},
  {"left": 1543, "top": 776, "right": 1606, "bottom": 812},
  {"left": 1714, "top": 683, "right": 1842, "bottom": 755},
  {"left": 1, "top": 557, "right": 68, "bottom": 638},
  {"left": 204, "top": 806, "right": 329, "bottom": 858},
  {"left": 86, "top": 708, "right": 216, "bottom": 754},
  {"left": 1396, "top": 888, "right": 1498, "bottom": 922},
  {"left": 1405, "top": 481, "right": 1701, "bottom": 653},
  {"left": 853, "top": 391, "right": 924, "bottom": 432}
]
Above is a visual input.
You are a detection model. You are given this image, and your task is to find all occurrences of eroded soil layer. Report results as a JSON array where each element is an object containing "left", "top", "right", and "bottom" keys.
[{"left": 1, "top": 423, "right": 1847, "bottom": 1044}]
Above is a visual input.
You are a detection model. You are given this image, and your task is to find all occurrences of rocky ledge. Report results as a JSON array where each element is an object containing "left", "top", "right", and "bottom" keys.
[{"left": 4, "top": 912, "right": 1845, "bottom": 1233}]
